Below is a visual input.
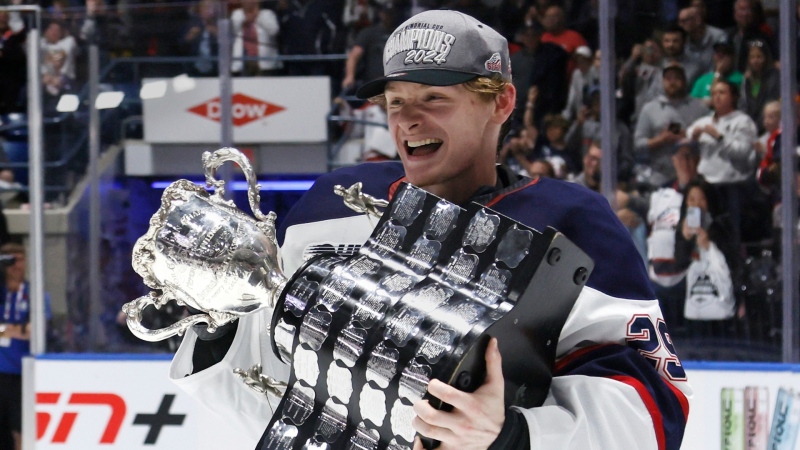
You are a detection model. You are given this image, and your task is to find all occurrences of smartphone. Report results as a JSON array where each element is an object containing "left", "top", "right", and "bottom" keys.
[
  {"left": 686, "top": 206, "right": 702, "bottom": 229},
  {"left": 668, "top": 122, "right": 682, "bottom": 134}
]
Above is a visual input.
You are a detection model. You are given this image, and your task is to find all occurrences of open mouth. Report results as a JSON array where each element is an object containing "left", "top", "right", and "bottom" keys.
[{"left": 405, "top": 138, "right": 443, "bottom": 157}]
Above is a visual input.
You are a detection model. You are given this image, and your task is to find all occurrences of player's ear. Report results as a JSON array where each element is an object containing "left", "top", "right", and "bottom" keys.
[{"left": 492, "top": 84, "right": 516, "bottom": 124}]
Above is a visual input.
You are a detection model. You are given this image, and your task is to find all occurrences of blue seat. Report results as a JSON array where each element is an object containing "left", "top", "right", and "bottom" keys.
[{"left": 2, "top": 140, "right": 29, "bottom": 185}]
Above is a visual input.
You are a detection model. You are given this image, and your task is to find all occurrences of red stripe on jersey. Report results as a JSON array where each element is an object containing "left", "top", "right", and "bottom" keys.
[
  {"left": 666, "top": 377, "right": 690, "bottom": 420},
  {"left": 610, "top": 375, "right": 666, "bottom": 450},
  {"left": 388, "top": 176, "right": 407, "bottom": 201},
  {"left": 485, "top": 177, "right": 541, "bottom": 208},
  {"left": 554, "top": 343, "right": 614, "bottom": 373}
]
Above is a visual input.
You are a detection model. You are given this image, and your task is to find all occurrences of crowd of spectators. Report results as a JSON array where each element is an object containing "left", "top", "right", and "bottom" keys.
[{"left": 0, "top": 0, "right": 796, "bottom": 351}]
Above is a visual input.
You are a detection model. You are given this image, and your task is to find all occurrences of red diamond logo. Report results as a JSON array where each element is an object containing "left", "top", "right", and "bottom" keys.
[{"left": 187, "top": 93, "right": 286, "bottom": 127}]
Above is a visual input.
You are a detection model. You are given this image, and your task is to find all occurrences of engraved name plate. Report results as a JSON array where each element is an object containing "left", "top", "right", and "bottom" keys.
[
  {"left": 342, "top": 255, "right": 382, "bottom": 279},
  {"left": 318, "top": 273, "right": 356, "bottom": 312},
  {"left": 327, "top": 361, "right": 354, "bottom": 404},
  {"left": 392, "top": 185, "right": 426, "bottom": 226},
  {"left": 436, "top": 298, "right": 487, "bottom": 331},
  {"left": 369, "top": 222, "right": 407, "bottom": 260},
  {"left": 495, "top": 225, "right": 533, "bottom": 268},
  {"left": 285, "top": 277, "right": 319, "bottom": 317},
  {"left": 407, "top": 237, "right": 441, "bottom": 275},
  {"left": 416, "top": 324, "right": 457, "bottom": 364},
  {"left": 398, "top": 361, "right": 430, "bottom": 403},
  {"left": 359, "top": 384, "right": 387, "bottom": 428},
  {"left": 300, "top": 305, "right": 332, "bottom": 351},
  {"left": 283, "top": 384, "right": 316, "bottom": 426},
  {"left": 315, "top": 399, "right": 348, "bottom": 443},
  {"left": 265, "top": 419, "right": 298, "bottom": 450},
  {"left": 334, "top": 323, "right": 367, "bottom": 368},
  {"left": 400, "top": 285, "right": 453, "bottom": 313},
  {"left": 462, "top": 209, "right": 500, "bottom": 253},
  {"left": 366, "top": 342, "right": 400, "bottom": 389},
  {"left": 378, "top": 272, "right": 418, "bottom": 295},
  {"left": 424, "top": 200, "right": 460, "bottom": 241},
  {"left": 474, "top": 263, "right": 512, "bottom": 305},
  {"left": 390, "top": 399, "right": 417, "bottom": 444},
  {"left": 352, "top": 290, "right": 391, "bottom": 329},
  {"left": 294, "top": 346, "right": 321, "bottom": 387},
  {"left": 384, "top": 306, "right": 424, "bottom": 348},
  {"left": 442, "top": 249, "right": 479, "bottom": 286},
  {"left": 275, "top": 318, "right": 297, "bottom": 364},
  {"left": 348, "top": 422, "right": 380, "bottom": 450}
]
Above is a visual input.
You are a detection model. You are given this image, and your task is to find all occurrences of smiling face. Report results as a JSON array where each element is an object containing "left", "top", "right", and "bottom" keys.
[
  {"left": 686, "top": 186, "right": 708, "bottom": 212},
  {"left": 384, "top": 80, "right": 515, "bottom": 204}
]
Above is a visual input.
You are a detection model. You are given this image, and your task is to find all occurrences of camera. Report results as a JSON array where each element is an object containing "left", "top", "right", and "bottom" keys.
[{"left": 668, "top": 122, "right": 682, "bottom": 134}]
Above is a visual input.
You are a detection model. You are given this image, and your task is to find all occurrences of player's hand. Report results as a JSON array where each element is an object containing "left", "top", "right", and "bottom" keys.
[{"left": 412, "top": 338, "right": 505, "bottom": 450}]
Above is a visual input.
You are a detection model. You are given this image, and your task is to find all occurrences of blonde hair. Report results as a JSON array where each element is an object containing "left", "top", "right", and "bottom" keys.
[{"left": 368, "top": 74, "right": 511, "bottom": 107}]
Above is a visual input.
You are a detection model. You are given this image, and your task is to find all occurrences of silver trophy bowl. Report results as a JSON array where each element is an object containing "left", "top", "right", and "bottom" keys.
[{"left": 121, "top": 148, "right": 287, "bottom": 342}]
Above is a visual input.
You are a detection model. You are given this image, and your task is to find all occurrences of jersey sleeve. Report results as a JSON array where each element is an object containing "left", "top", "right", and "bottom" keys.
[{"left": 491, "top": 180, "right": 691, "bottom": 450}]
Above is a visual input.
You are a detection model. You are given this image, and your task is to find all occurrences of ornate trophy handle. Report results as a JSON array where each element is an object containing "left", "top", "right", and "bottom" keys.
[
  {"left": 122, "top": 292, "right": 236, "bottom": 342},
  {"left": 202, "top": 147, "right": 277, "bottom": 231}
]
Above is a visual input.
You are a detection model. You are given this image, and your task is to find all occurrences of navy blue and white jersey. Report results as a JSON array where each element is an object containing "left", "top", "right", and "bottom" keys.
[{"left": 171, "top": 161, "right": 691, "bottom": 450}]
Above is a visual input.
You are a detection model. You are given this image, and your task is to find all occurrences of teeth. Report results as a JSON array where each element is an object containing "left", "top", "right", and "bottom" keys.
[{"left": 407, "top": 138, "right": 443, "bottom": 148}]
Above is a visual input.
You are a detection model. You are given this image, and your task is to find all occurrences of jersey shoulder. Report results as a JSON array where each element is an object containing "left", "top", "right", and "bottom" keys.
[
  {"left": 491, "top": 178, "right": 655, "bottom": 301},
  {"left": 277, "top": 162, "right": 405, "bottom": 244}
]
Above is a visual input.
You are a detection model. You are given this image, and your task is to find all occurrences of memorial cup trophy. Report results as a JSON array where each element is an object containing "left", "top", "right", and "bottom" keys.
[{"left": 123, "top": 148, "right": 594, "bottom": 450}]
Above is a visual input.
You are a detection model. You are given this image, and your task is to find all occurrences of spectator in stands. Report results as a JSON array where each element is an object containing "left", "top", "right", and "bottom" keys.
[
  {"left": 566, "top": 85, "right": 635, "bottom": 181},
  {"left": 500, "top": 86, "right": 578, "bottom": 179},
  {"left": 561, "top": 45, "right": 598, "bottom": 121},
  {"left": 619, "top": 37, "right": 663, "bottom": 122},
  {"left": 341, "top": 5, "right": 396, "bottom": 94},
  {"left": 645, "top": 138, "right": 701, "bottom": 335},
  {"left": 690, "top": 37, "right": 743, "bottom": 107},
  {"left": 496, "top": 0, "right": 532, "bottom": 43},
  {"left": 571, "top": 140, "right": 602, "bottom": 192},
  {"left": 528, "top": 158, "right": 556, "bottom": 178},
  {"left": 341, "top": 0, "right": 375, "bottom": 43},
  {"left": 181, "top": 0, "right": 220, "bottom": 77},
  {"left": 509, "top": 23, "right": 569, "bottom": 128},
  {"left": 39, "top": 21, "right": 77, "bottom": 112},
  {"left": 755, "top": 99, "right": 780, "bottom": 172},
  {"left": 674, "top": 178, "right": 740, "bottom": 325},
  {"left": 678, "top": 5, "right": 726, "bottom": 77},
  {"left": 687, "top": 78, "right": 759, "bottom": 247},
  {"left": 0, "top": 11, "right": 26, "bottom": 115},
  {"left": 231, "top": 0, "right": 281, "bottom": 76},
  {"left": 0, "top": 243, "right": 51, "bottom": 450},
  {"left": 739, "top": 39, "right": 780, "bottom": 133},
  {"left": 645, "top": 24, "right": 704, "bottom": 102},
  {"left": 726, "top": 0, "right": 776, "bottom": 72},
  {"left": 634, "top": 64, "right": 709, "bottom": 189},
  {"left": 278, "top": 0, "right": 345, "bottom": 78},
  {"left": 540, "top": 4, "right": 588, "bottom": 58}
]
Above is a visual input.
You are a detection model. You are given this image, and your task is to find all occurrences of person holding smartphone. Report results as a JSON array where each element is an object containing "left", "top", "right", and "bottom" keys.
[{"left": 674, "top": 178, "right": 740, "bottom": 325}]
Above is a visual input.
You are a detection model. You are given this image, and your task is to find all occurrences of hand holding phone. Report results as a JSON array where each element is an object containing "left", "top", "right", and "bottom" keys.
[{"left": 686, "top": 206, "right": 702, "bottom": 229}]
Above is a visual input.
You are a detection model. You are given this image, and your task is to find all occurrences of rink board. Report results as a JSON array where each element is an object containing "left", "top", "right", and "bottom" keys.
[{"left": 23, "top": 356, "right": 800, "bottom": 449}]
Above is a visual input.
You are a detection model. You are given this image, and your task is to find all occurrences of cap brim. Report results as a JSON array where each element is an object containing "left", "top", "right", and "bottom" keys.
[{"left": 356, "top": 70, "right": 481, "bottom": 99}]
